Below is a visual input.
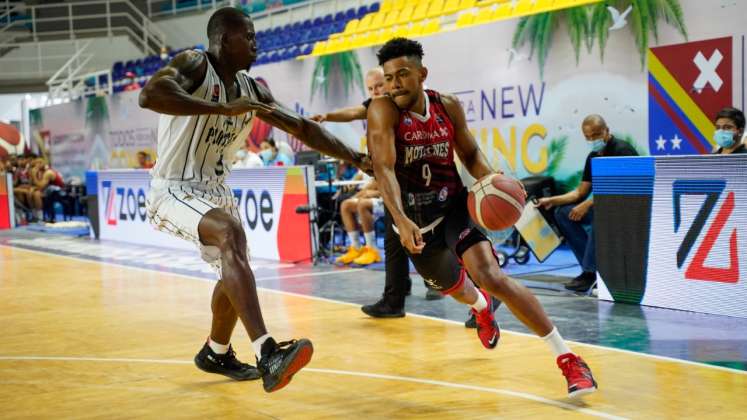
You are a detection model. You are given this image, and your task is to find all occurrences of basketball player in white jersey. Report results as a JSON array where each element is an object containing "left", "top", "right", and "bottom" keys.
[{"left": 139, "top": 7, "right": 368, "bottom": 393}]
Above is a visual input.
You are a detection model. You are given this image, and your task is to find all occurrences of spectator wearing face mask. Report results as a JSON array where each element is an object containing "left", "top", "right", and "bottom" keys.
[
  {"left": 536, "top": 114, "right": 638, "bottom": 293},
  {"left": 258, "top": 138, "right": 293, "bottom": 166},
  {"left": 712, "top": 107, "right": 746, "bottom": 154}
]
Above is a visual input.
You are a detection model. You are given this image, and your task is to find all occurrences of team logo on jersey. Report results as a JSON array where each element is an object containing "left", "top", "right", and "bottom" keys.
[
  {"left": 435, "top": 115, "right": 445, "bottom": 125},
  {"left": 407, "top": 193, "right": 416, "bottom": 206},
  {"left": 211, "top": 84, "right": 220, "bottom": 102},
  {"left": 438, "top": 186, "right": 448, "bottom": 202},
  {"left": 403, "top": 116, "right": 412, "bottom": 126}
]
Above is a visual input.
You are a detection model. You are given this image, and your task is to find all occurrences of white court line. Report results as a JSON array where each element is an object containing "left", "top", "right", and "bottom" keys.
[
  {"left": 0, "top": 355, "right": 626, "bottom": 420},
  {"left": 3, "top": 244, "right": 747, "bottom": 377}
]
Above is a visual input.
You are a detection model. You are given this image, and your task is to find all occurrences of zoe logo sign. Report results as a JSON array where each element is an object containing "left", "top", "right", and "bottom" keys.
[
  {"left": 102, "top": 181, "right": 147, "bottom": 225},
  {"left": 673, "top": 179, "right": 739, "bottom": 283}
]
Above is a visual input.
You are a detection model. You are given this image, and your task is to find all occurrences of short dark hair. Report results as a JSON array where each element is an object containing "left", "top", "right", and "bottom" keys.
[
  {"left": 263, "top": 138, "right": 277, "bottom": 149},
  {"left": 715, "top": 107, "right": 745, "bottom": 130},
  {"left": 377, "top": 38, "right": 424, "bottom": 66},
  {"left": 207, "top": 7, "right": 250, "bottom": 42}
]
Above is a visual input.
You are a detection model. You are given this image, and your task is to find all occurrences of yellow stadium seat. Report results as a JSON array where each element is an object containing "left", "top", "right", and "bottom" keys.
[
  {"left": 513, "top": 0, "right": 533, "bottom": 16},
  {"left": 328, "top": 32, "right": 343, "bottom": 40},
  {"left": 412, "top": 1, "right": 429, "bottom": 20},
  {"left": 311, "top": 41, "right": 327, "bottom": 56},
  {"left": 426, "top": 0, "right": 444, "bottom": 17},
  {"left": 455, "top": 11, "right": 475, "bottom": 27},
  {"left": 393, "top": 0, "right": 407, "bottom": 10},
  {"left": 443, "top": 0, "right": 460, "bottom": 15},
  {"left": 534, "top": 0, "right": 555, "bottom": 11},
  {"left": 458, "top": 0, "right": 477, "bottom": 10},
  {"left": 422, "top": 18, "right": 441, "bottom": 35},
  {"left": 493, "top": 2, "right": 510, "bottom": 19},
  {"left": 396, "top": 5, "right": 415, "bottom": 24},
  {"left": 383, "top": 10, "right": 400, "bottom": 27},
  {"left": 474, "top": 6, "right": 493, "bottom": 24},
  {"left": 342, "top": 19, "right": 359, "bottom": 34},
  {"left": 363, "top": 31, "right": 379, "bottom": 47},
  {"left": 405, "top": 0, "right": 421, "bottom": 7},
  {"left": 370, "top": 11, "right": 388, "bottom": 29},
  {"left": 409, "top": 21, "right": 425, "bottom": 37},
  {"left": 377, "top": 27, "right": 396, "bottom": 43},
  {"left": 380, "top": 0, "right": 394, "bottom": 13},
  {"left": 355, "top": 13, "right": 375, "bottom": 33},
  {"left": 394, "top": 25, "right": 409, "bottom": 38}
]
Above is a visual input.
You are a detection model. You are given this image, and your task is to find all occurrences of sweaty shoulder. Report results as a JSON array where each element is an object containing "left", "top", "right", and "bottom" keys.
[
  {"left": 167, "top": 50, "right": 207, "bottom": 92},
  {"left": 367, "top": 96, "right": 399, "bottom": 120}
]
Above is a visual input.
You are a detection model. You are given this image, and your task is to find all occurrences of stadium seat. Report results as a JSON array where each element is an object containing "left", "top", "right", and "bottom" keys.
[
  {"left": 408, "top": 21, "right": 425, "bottom": 37},
  {"left": 455, "top": 11, "right": 475, "bottom": 27},
  {"left": 474, "top": 6, "right": 493, "bottom": 24},
  {"left": 443, "top": 0, "right": 460, "bottom": 15},
  {"left": 422, "top": 18, "right": 441, "bottom": 35},
  {"left": 393, "top": 0, "right": 407, "bottom": 11},
  {"left": 356, "top": 12, "right": 375, "bottom": 33},
  {"left": 383, "top": 10, "right": 400, "bottom": 27},
  {"left": 426, "top": 0, "right": 445, "bottom": 17},
  {"left": 370, "top": 11, "right": 387, "bottom": 30},
  {"left": 343, "top": 18, "right": 359, "bottom": 34},
  {"left": 412, "top": 1, "right": 429, "bottom": 21},
  {"left": 513, "top": 0, "right": 534, "bottom": 15},
  {"left": 493, "top": 2, "right": 510, "bottom": 19},
  {"left": 458, "top": 0, "right": 477, "bottom": 10},
  {"left": 396, "top": 5, "right": 414, "bottom": 24},
  {"left": 380, "top": 0, "right": 394, "bottom": 13},
  {"left": 357, "top": 5, "right": 370, "bottom": 18},
  {"left": 312, "top": 41, "right": 327, "bottom": 55}
]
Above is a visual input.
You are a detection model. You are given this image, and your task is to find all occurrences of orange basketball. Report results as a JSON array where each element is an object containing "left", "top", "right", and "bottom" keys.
[{"left": 467, "top": 174, "right": 525, "bottom": 231}]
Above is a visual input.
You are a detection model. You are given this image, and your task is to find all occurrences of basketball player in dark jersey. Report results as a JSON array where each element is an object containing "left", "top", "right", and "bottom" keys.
[
  {"left": 139, "top": 7, "right": 368, "bottom": 392},
  {"left": 367, "top": 38, "right": 597, "bottom": 398}
]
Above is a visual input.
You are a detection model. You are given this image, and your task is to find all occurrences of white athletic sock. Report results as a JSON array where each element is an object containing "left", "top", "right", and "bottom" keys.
[
  {"left": 363, "top": 231, "right": 376, "bottom": 248},
  {"left": 208, "top": 337, "right": 229, "bottom": 355},
  {"left": 470, "top": 290, "right": 488, "bottom": 312},
  {"left": 542, "top": 326, "right": 572, "bottom": 357},
  {"left": 348, "top": 231, "right": 360, "bottom": 248},
  {"left": 252, "top": 333, "right": 271, "bottom": 359}
]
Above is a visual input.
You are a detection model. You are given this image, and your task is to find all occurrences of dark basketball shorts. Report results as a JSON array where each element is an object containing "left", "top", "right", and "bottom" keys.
[{"left": 395, "top": 189, "right": 490, "bottom": 294}]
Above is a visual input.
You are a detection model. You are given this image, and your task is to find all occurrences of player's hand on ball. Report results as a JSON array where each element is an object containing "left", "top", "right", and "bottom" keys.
[
  {"left": 398, "top": 218, "right": 425, "bottom": 254},
  {"left": 223, "top": 97, "right": 275, "bottom": 116},
  {"left": 569, "top": 203, "right": 589, "bottom": 221}
]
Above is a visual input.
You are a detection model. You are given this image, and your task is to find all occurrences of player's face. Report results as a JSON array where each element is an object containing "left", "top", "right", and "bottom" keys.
[
  {"left": 365, "top": 72, "right": 385, "bottom": 98},
  {"left": 383, "top": 56, "right": 427, "bottom": 110},
  {"left": 225, "top": 18, "right": 257, "bottom": 70}
]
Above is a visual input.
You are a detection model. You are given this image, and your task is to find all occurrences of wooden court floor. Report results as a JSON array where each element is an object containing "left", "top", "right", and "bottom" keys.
[{"left": 1, "top": 245, "right": 746, "bottom": 419}]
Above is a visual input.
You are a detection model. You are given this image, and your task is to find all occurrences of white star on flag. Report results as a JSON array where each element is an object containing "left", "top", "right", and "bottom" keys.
[
  {"left": 656, "top": 135, "right": 667, "bottom": 150},
  {"left": 671, "top": 135, "right": 682, "bottom": 150}
]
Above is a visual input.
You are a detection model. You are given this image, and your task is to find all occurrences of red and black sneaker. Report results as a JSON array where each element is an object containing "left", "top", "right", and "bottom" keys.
[
  {"left": 257, "top": 337, "right": 314, "bottom": 393},
  {"left": 557, "top": 353, "right": 598, "bottom": 398},
  {"left": 471, "top": 289, "right": 500, "bottom": 349}
]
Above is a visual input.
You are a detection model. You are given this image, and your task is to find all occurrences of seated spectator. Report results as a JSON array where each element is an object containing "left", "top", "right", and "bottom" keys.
[
  {"left": 123, "top": 71, "right": 141, "bottom": 92},
  {"left": 233, "top": 148, "right": 263, "bottom": 168},
  {"left": 712, "top": 107, "right": 746, "bottom": 154},
  {"left": 135, "top": 150, "right": 154, "bottom": 169},
  {"left": 30, "top": 158, "right": 65, "bottom": 223},
  {"left": 536, "top": 114, "right": 638, "bottom": 293},
  {"left": 11, "top": 155, "right": 38, "bottom": 221},
  {"left": 336, "top": 179, "right": 384, "bottom": 266},
  {"left": 259, "top": 138, "right": 293, "bottom": 166}
]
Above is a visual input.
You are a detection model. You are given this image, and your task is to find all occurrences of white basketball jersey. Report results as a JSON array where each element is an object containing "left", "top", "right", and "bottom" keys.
[{"left": 151, "top": 52, "right": 257, "bottom": 183}]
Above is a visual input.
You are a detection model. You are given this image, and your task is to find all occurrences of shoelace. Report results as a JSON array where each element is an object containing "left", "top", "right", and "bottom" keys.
[{"left": 559, "top": 357, "right": 588, "bottom": 381}]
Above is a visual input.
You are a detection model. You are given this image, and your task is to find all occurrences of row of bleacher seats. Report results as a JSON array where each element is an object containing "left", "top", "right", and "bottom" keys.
[
  {"left": 308, "top": 0, "right": 601, "bottom": 56},
  {"left": 254, "top": 2, "right": 379, "bottom": 65}
]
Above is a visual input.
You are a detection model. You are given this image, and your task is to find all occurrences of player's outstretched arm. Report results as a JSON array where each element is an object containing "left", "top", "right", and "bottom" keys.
[
  {"left": 139, "top": 51, "right": 272, "bottom": 117},
  {"left": 251, "top": 79, "right": 367, "bottom": 168},
  {"left": 323, "top": 105, "right": 368, "bottom": 123},
  {"left": 368, "top": 97, "right": 424, "bottom": 253},
  {"left": 441, "top": 94, "right": 496, "bottom": 180}
]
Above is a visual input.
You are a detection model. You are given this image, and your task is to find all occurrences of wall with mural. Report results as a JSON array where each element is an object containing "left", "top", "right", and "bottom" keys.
[{"left": 30, "top": 0, "right": 745, "bottom": 186}]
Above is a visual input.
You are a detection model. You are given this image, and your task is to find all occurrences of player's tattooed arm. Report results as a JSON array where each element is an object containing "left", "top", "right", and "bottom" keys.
[
  {"left": 139, "top": 51, "right": 218, "bottom": 115},
  {"left": 367, "top": 97, "right": 424, "bottom": 254},
  {"left": 441, "top": 93, "right": 497, "bottom": 180},
  {"left": 250, "top": 78, "right": 369, "bottom": 169}
]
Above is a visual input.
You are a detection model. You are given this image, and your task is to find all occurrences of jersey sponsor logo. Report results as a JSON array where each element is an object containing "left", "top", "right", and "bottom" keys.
[
  {"left": 403, "top": 141, "right": 450, "bottom": 165},
  {"left": 211, "top": 84, "right": 220, "bottom": 102},
  {"left": 102, "top": 181, "right": 147, "bottom": 225},
  {"left": 438, "top": 186, "right": 448, "bottom": 202},
  {"left": 403, "top": 116, "right": 412, "bottom": 126},
  {"left": 673, "top": 179, "right": 739, "bottom": 283},
  {"left": 403, "top": 127, "right": 450, "bottom": 142}
]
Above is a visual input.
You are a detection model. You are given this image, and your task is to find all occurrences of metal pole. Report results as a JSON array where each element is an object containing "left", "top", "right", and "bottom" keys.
[
  {"left": 31, "top": 6, "right": 37, "bottom": 42},
  {"left": 172, "top": 0, "right": 176, "bottom": 15},
  {"left": 36, "top": 42, "right": 41, "bottom": 76},
  {"left": 106, "top": 0, "right": 112, "bottom": 38},
  {"left": 147, "top": 0, "right": 151, "bottom": 18},
  {"left": 142, "top": 16, "right": 147, "bottom": 53},
  {"left": 68, "top": 3, "right": 74, "bottom": 39}
]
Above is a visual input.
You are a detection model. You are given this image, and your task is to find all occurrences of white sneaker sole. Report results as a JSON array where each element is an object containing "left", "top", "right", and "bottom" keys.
[{"left": 568, "top": 386, "right": 597, "bottom": 399}]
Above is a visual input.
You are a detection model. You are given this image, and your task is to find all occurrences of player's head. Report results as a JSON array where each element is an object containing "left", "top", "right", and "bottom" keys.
[
  {"left": 377, "top": 38, "right": 427, "bottom": 110},
  {"left": 581, "top": 114, "right": 610, "bottom": 152},
  {"left": 365, "top": 67, "right": 386, "bottom": 98},
  {"left": 207, "top": 7, "right": 257, "bottom": 69},
  {"left": 714, "top": 107, "right": 745, "bottom": 149}
]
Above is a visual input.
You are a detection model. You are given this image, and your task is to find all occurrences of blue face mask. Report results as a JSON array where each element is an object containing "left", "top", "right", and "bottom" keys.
[
  {"left": 714, "top": 129, "right": 736, "bottom": 148},
  {"left": 589, "top": 139, "right": 606, "bottom": 152},
  {"left": 259, "top": 149, "right": 274, "bottom": 162}
]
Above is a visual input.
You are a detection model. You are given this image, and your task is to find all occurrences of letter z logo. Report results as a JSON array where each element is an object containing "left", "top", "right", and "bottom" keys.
[
  {"left": 102, "top": 181, "right": 118, "bottom": 226},
  {"left": 673, "top": 180, "right": 739, "bottom": 283}
]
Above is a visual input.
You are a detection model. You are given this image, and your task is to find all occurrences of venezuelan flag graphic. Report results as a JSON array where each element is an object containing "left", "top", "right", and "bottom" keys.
[{"left": 648, "top": 37, "right": 732, "bottom": 155}]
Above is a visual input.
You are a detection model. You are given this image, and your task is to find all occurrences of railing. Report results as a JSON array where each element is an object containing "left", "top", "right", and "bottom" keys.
[
  {"left": 0, "top": 0, "right": 165, "bottom": 55},
  {"left": 147, "top": 0, "right": 232, "bottom": 18},
  {"left": 47, "top": 68, "right": 113, "bottom": 104},
  {"left": 0, "top": 1, "right": 19, "bottom": 27}
]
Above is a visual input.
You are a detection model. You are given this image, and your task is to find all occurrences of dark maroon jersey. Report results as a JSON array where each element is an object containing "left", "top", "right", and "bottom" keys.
[{"left": 394, "top": 89, "right": 464, "bottom": 227}]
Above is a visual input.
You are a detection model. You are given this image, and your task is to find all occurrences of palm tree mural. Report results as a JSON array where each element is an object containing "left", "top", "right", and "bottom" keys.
[
  {"left": 310, "top": 51, "right": 365, "bottom": 102},
  {"left": 512, "top": 0, "right": 687, "bottom": 77}
]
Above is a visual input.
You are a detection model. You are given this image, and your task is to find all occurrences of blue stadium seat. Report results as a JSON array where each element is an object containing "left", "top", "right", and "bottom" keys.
[
  {"left": 345, "top": 8, "right": 356, "bottom": 20},
  {"left": 356, "top": 5, "right": 369, "bottom": 18},
  {"left": 369, "top": 2, "right": 380, "bottom": 13}
]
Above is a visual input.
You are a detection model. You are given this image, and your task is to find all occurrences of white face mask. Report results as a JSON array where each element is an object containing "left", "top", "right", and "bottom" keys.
[{"left": 160, "top": 53, "right": 168, "bottom": 61}]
